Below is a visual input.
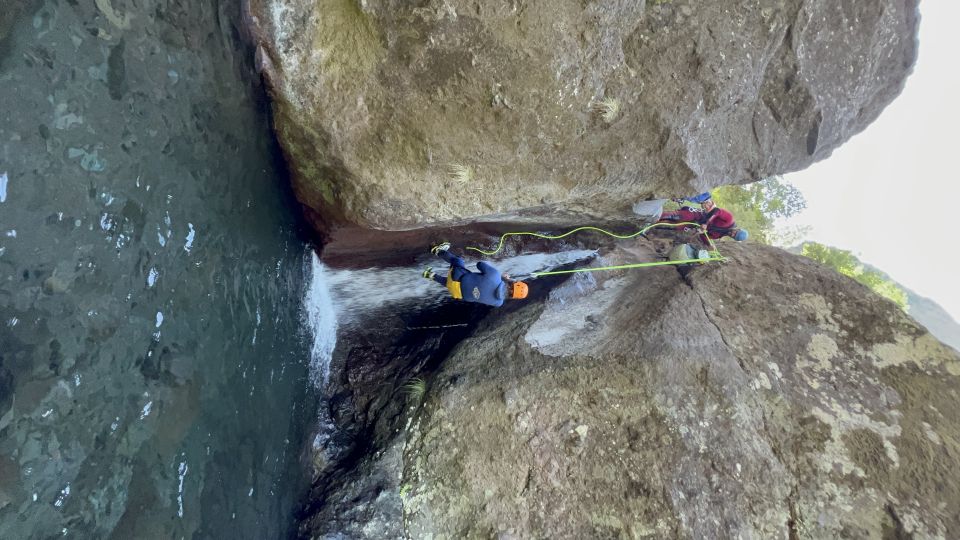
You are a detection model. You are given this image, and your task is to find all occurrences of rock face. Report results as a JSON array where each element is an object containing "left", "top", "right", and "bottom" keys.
[
  {"left": 247, "top": 0, "right": 919, "bottom": 230},
  {"left": 305, "top": 242, "right": 960, "bottom": 538}
]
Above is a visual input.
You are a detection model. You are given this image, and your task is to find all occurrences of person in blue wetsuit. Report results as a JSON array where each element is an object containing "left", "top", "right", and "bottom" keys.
[{"left": 422, "top": 242, "right": 529, "bottom": 307}]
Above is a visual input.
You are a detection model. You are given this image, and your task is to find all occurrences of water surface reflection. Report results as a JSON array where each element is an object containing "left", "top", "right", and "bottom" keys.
[{"left": 0, "top": 1, "right": 312, "bottom": 537}]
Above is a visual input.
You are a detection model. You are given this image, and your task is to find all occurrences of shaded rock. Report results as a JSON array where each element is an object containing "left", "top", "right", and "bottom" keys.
[
  {"left": 42, "top": 275, "right": 69, "bottom": 294},
  {"left": 248, "top": 0, "right": 919, "bottom": 230},
  {"left": 304, "top": 242, "right": 960, "bottom": 538},
  {"left": 106, "top": 39, "right": 127, "bottom": 100},
  {"left": 296, "top": 294, "right": 492, "bottom": 538}
]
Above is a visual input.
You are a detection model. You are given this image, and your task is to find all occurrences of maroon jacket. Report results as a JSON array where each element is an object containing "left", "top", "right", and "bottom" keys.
[
  {"left": 658, "top": 206, "right": 736, "bottom": 245},
  {"left": 702, "top": 207, "right": 735, "bottom": 239}
]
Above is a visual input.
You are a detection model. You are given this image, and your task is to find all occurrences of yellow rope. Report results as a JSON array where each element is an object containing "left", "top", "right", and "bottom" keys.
[{"left": 465, "top": 221, "right": 725, "bottom": 276}]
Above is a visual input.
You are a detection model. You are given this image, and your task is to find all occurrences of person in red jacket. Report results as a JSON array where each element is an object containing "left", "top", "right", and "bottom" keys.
[{"left": 658, "top": 197, "right": 748, "bottom": 246}]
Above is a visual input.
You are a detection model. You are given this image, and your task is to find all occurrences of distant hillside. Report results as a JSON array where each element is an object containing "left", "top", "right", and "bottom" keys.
[
  {"left": 901, "top": 287, "right": 960, "bottom": 352},
  {"left": 859, "top": 261, "right": 960, "bottom": 352},
  {"left": 789, "top": 243, "right": 960, "bottom": 352}
]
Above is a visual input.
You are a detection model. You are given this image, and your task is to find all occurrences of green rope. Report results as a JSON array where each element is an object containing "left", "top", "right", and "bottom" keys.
[
  {"left": 465, "top": 221, "right": 725, "bottom": 277},
  {"left": 532, "top": 256, "right": 725, "bottom": 277}
]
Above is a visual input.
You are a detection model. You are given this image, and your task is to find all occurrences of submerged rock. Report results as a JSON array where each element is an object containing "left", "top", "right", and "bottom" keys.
[
  {"left": 303, "top": 242, "right": 960, "bottom": 538},
  {"left": 248, "top": 0, "right": 919, "bottom": 230}
]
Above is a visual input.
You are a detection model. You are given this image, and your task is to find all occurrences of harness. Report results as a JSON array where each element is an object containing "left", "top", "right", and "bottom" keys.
[
  {"left": 445, "top": 269, "right": 463, "bottom": 299},
  {"left": 700, "top": 207, "right": 718, "bottom": 223},
  {"left": 707, "top": 222, "right": 738, "bottom": 235}
]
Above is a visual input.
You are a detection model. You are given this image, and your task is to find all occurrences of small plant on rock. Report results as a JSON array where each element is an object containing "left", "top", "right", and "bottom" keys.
[
  {"left": 402, "top": 377, "right": 427, "bottom": 401},
  {"left": 448, "top": 163, "right": 473, "bottom": 184},
  {"left": 593, "top": 97, "right": 621, "bottom": 123}
]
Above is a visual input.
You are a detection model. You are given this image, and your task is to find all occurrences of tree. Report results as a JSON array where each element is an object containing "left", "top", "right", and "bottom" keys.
[
  {"left": 708, "top": 176, "right": 807, "bottom": 245},
  {"left": 673, "top": 179, "right": 908, "bottom": 310},
  {"left": 800, "top": 242, "right": 908, "bottom": 310}
]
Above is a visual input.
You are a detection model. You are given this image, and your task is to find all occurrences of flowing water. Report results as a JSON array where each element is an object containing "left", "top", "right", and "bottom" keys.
[
  {"left": 0, "top": 1, "right": 319, "bottom": 537},
  {"left": 320, "top": 250, "right": 597, "bottom": 323},
  {"left": 307, "top": 248, "right": 598, "bottom": 387}
]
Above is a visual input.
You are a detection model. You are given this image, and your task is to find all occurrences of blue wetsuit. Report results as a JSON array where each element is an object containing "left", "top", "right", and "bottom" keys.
[{"left": 433, "top": 251, "right": 508, "bottom": 307}]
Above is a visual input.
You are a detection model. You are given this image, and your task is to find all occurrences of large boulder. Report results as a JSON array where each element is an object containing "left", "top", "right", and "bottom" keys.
[
  {"left": 304, "top": 242, "right": 960, "bottom": 538},
  {"left": 246, "top": 0, "right": 918, "bottom": 230}
]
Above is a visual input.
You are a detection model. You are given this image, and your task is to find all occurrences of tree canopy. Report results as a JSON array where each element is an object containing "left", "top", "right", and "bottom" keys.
[
  {"left": 709, "top": 176, "right": 807, "bottom": 245},
  {"left": 674, "top": 178, "right": 907, "bottom": 311}
]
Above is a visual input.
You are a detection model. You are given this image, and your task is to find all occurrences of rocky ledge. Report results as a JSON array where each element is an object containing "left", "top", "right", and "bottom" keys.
[{"left": 303, "top": 241, "right": 960, "bottom": 538}]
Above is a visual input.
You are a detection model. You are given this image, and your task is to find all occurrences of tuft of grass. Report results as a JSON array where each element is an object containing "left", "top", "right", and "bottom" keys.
[
  {"left": 448, "top": 163, "right": 473, "bottom": 184},
  {"left": 593, "top": 97, "right": 620, "bottom": 123},
  {"left": 402, "top": 377, "right": 427, "bottom": 401}
]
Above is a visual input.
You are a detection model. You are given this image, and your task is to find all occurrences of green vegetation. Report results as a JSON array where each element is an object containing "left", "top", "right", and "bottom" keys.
[
  {"left": 709, "top": 176, "right": 807, "bottom": 245},
  {"left": 661, "top": 175, "right": 910, "bottom": 311},
  {"left": 448, "top": 164, "right": 473, "bottom": 184},
  {"left": 671, "top": 177, "right": 906, "bottom": 309},
  {"left": 800, "top": 242, "right": 908, "bottom": 310},
  {"left": 402, "top": 377, "right": 427, "bottom": 401}
]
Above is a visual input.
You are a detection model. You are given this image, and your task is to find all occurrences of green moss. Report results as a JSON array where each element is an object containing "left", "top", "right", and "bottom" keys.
[
  {"left": 276, "top": 104, "right": 338, "bottom": 206},
  {"left": 312, "top": 0, "right": 383, "bottom": 81},
  {"left": 841, "top": 428, "right": 891, "bottom": 484}
]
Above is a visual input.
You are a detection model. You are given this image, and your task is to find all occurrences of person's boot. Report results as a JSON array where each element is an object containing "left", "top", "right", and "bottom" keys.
[
  {"left": 430, "top": 242, "right": 451, "bottom": 255},
  {"left": 422, "top": 267, "right": 435, "bottom": 279}
]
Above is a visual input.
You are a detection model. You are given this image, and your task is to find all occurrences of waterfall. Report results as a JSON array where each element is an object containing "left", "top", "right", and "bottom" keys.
[
  {"left": 303, "top": 251, "right": 338, "bottom": 389},
  {"left": 299, "top": 248, "right": 597, "bottom": 389}
]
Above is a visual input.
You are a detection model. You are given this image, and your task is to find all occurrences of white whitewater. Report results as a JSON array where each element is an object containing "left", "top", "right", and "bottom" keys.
[
  {"left": 303, "top": 251, "right": 338, "bottom": 389},
  {"left": 301, "top": 247, "right": 597, "bottom": 389}
]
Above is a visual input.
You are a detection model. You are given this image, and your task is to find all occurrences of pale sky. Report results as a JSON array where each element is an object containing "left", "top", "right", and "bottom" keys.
[{"left": 781, "top": 1, "right": 960, "bottom": 323}]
